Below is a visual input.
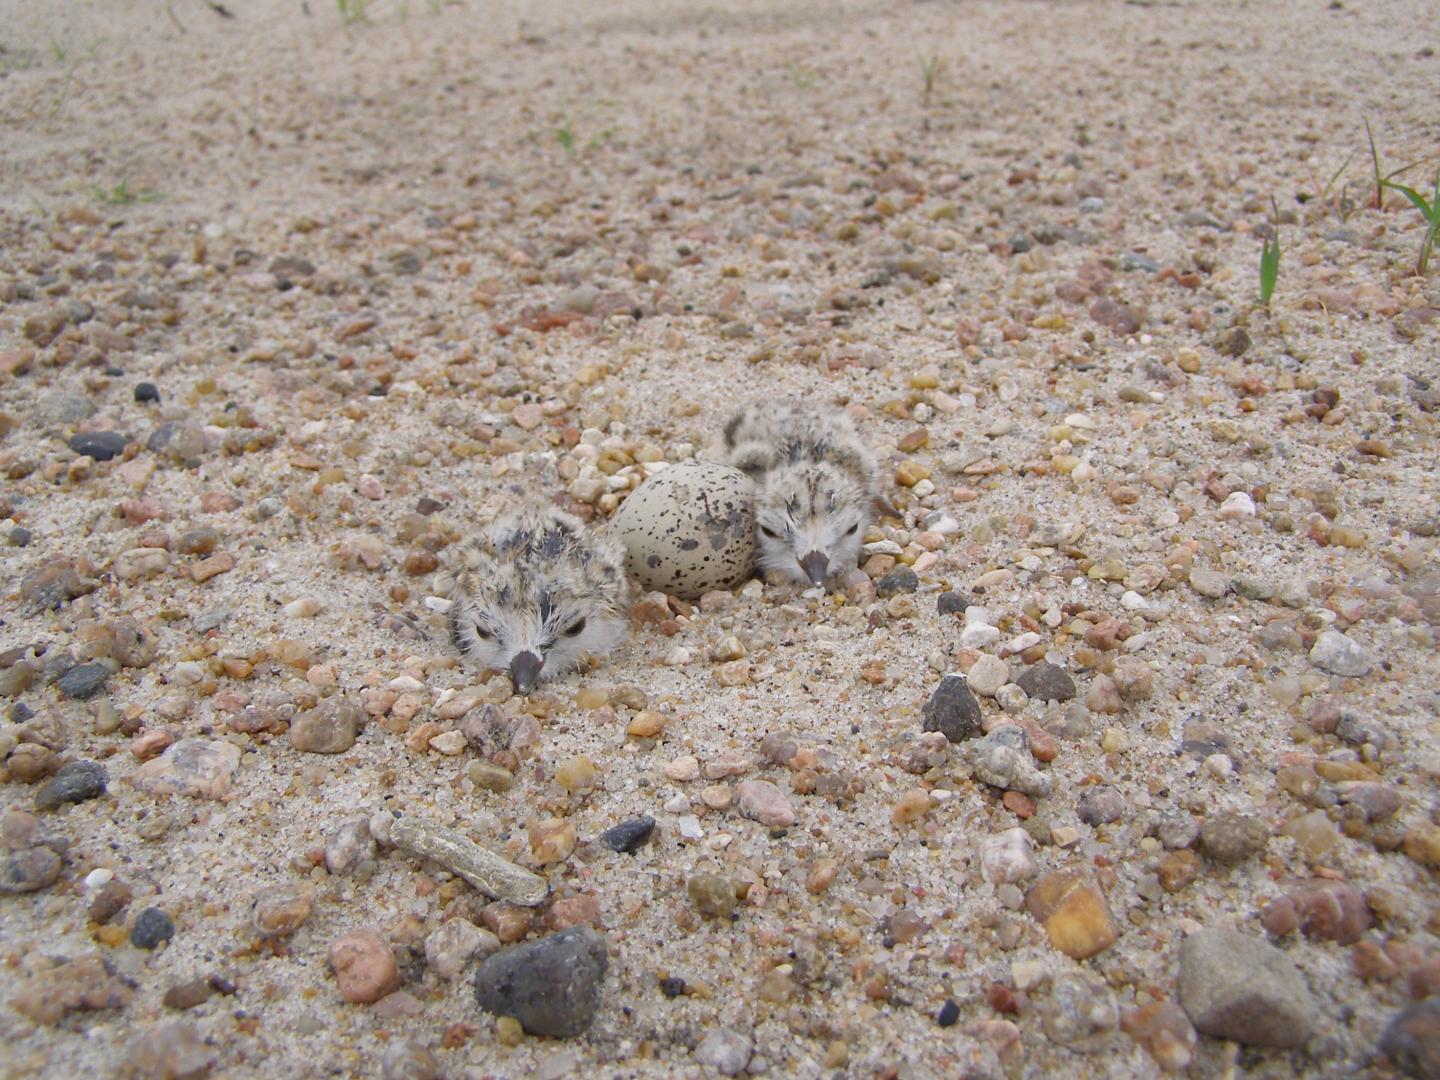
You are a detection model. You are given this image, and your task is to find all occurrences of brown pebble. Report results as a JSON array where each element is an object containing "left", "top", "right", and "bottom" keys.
[
  {"left": 162, "top": 979, "right": 214, "bottom": 1011},
  {"left": 327, "top": 929, "right": 401, "bottom": 1004}
]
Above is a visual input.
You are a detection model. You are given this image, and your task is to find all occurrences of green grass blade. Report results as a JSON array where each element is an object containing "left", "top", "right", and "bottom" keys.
[{"left": 1381, "top": 179, "right": 1438, "bottom": 224}]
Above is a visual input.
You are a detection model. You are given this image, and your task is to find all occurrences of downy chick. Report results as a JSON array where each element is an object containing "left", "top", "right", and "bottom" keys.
[
  {"left": 723, "top": 399, "right": 879, "bottom": 587},
  {"left": 449, "top": 504, "right": 629, "bottom": 693}
]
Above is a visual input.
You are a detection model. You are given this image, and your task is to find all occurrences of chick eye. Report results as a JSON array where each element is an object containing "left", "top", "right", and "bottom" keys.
[
  {"left": 474, "top": 624, "right": 495, "bottom": 641},
  {"left": 562, "top": 618, "right": 587, "bottom": 638},
  {"left": 758, "top": 525, "right": 780, "bottom": 540},
  {"left": 844, "top": 523, "right": 859, "bottom": 537}
]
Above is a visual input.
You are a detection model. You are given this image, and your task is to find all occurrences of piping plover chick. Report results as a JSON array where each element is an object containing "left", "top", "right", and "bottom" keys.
[
  {"left": 448, "top": 504, "right": 629, "bottom": 693},
  {"left": 723, "top": 399, "right": 879, "bottom": 587}
]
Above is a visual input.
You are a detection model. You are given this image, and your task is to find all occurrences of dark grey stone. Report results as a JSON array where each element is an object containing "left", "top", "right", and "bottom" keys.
[
  {"left": 68, "top": 431, "right": 129, "bottom": 461},
  {"left": 1015, "top": 661, "right": 1076, "bottom": 702},
  {"left": 875, "top": 566, "right": 918, "bottom": 597},
  {"left": 35, "top": 760, "right": 109, "bottom": 810},
  {"left": 473, "top": 927, "right": 608, "bottom": 1037},
  {"left": 56, "top": 662, "right": 110, "bottom": 700},
  {"left": 131, "top": 907, "right": 175, "bottom": 950},
  {"left": 921, "top": 674, "right": 983, "bottom": 743},
  {"left": 600, "top": 816, "right": 656, "bottom": 854},
  {"left": 1178, "top": 929, "right": 1316, "bottom": 1048}
]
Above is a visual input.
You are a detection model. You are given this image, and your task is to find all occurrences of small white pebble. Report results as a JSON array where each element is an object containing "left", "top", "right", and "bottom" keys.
[
  {"left": 663, "top": 793, "right": 690, "bottom": 814},
  {"left": 389, "top": 675, "right": 425, "bottom": 693},
  {"left": 676, "top": 815, "right": 704, "bottom": 840},
  {"left": 1218, "top": 491, "right": 1256, "bottom": 518},
  {"left": 84, "top": 868, "right": 114, "bottom": 889},
  {"left": 1119, "top": 590, "right": 1149, "bottom": 611},
  {"left": 422, "top": 595, "right": 453, "bottom": 613},
  {"left": 1204, "top": 753, "right": 1233, "bottom": 779},
  {"left": 282, "top": 596, "right": 322, "bottom": 619}
]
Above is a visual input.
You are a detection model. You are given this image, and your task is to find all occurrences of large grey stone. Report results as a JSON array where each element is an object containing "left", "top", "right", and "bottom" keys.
[{"left": 1178, "top": 929, "right": 1317, "bottom": 1048}]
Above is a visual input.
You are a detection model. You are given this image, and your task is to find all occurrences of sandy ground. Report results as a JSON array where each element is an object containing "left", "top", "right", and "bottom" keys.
[{"left": 2, "top": 0, "right": 1440, "bottom": 1077}]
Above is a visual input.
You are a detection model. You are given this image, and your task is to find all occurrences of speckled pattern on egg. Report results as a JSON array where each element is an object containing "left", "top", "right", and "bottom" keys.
[{"left": 610, "top": 459, "right": 756, "bottom": 600}]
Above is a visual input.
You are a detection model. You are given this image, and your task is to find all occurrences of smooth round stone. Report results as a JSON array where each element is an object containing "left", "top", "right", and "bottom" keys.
[
  {"left": 473, "top": 927, "right": 609, "bottom": 1037},
  {"left": 134, "top": 383, "right": 161, "bottom": 403},
  {"left": 131, "top": 907, "right": 175, "bottom": 949},
  {"left": 68, "top": 431, "right": 130, "bottom": 461}
]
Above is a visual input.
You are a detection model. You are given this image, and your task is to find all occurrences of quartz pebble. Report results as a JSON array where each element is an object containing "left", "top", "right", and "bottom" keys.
[
  {"left": 1121, "top": 1002, "right": 1197, "bottom": 1073},
  {"left": 11, "top": 953, "right": 134, "bottom": 1025},
  {"left": 735, "top": 779, "right": 795, "bottom": 827},
  {"left": 252, "top": 884, "right": 314, "bottom": 937},
  {"left": 289, "top": 698, "right": 361, "bottom": 754},
  {"left": 1178, "top": 929, "right": 1316, "bottom": 1048},
  {"left": 1309, "top": 629, "right": 1375, "bottom": 677},
  {"left": 967, "top": 655, "right": 1009, "bottom": 697},
  {"left": 124, "top": 1021, "right": 214, "bottom": 1080},
  {"left": 978, "top": 827, "right": 1037, "bottom": 884},
  {"left": 324, "top": 817, "right": 376, "bottom": 875},
  {"left": 131, "top": 739, "right": 240, "bottom": 800},
  {"left": 1043, "top": 970, "right": 1119, "bottom": 1051},
  {"left": 969, "top": 726, "right": 1052, "bottom": 797},
  {"left": 694, "top": 1028, "right": 753, "bottom": 1076},
  {"left": 473, "top": 927, "right": 608, "bottom": 1037},
  {"left": 425, "top": 918, "right": 499, "bottom": 980}
]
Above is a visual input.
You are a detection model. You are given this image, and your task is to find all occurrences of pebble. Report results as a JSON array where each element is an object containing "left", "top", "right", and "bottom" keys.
[
  {"left": 1157, "top": 850, "right": 1201, "bottom": 892},
  {"left": 967, "top": 655, "right": 1010, "bottom": 697},
  {"left": 735, "top": 780, "right": 795, "bottom": 827},
  {"left": 162, "top": 979, "right": 214, "bottom": 1011},
  {"left": 1309, "top": 629, "right": 1375, "bottom": 677},
  {"left": 921, "top": 674, "right": 984, "bottom": 743},
  {"left": 1260, "top": 879, "right": 1371, "bottom": 944},
  {"left": 329, "top": 929, "right": 402, "bottom": 1004},
  {"left": 1121, "top": 1002, "right": 1197, "bottom": 1073},
  {"left": 1043, "top": 970, "right": 1119, "bottom": 1050},
  {"left": 1378, "top": 999, "right": 1440, "bottom": 1079},
  {"left": 425, "top": 918, "right": 500, "bottom": 980},
  {"left": 969, "top": 726, "right": 1053, "bottom": 797},
  {"left": 1076, "top": 786, "right": 1125, "bottom": 826},
  {"left": 1178, "top": 928, "right": 1317, "bottom": 1048},
  {"left": 936, "top": 999, "right": 962, "bottom": 1027},
  {"left": 978, "top": 827, "right": 1037, "bottom": 884},
  {"left": 124, "top": 1021, "right": 214, "bottom": 1080},
  {"left": 1025, "top": 868, "right": 1118, "bottom": 959},
  {"left": 688, "top": 872, "right": 736, "bottom": 918},
  {"left": 599, "top": 816, "right": 656, "bottom": 854},
  {"left": 131, "top": 738, "right": 241, "bottom": 800},
  {"left": 68, "top": 431, "right": 129, "bottom": 461},
  {"left": 1188, "top": 568, "right": 1230, "bottom": 599},
  {"left": 324, "top": 817, "right": 376, "bottom": 875},
  {"left": 130, "top": 906, "right": 176, "bottom": 949},
  {"left": 1200, "top": 811, "right": 1269, "bottom": 864},
  {"left": 694, "top": 1029, "right": 753, "bottom": 1076},
  {"left": 252, "top": 884, "right": 314, "bottom": 937},
  {"left": 56, "top": 662, "right": 111, "bottom": 700},
  {"left": 288, "top": 698, "right": 361, "bottom": 754},
  {"left": 11, "top": 953, "right": 134, "bottom": 1025},
  {"left": 134, "top": 382, "right": 160, "bottom": 403},
  {"left": 0, "top": 845, "right": 62, "bottom": 893},
  {"left": 876, "top": 565, "right": 919, "bottom": 596},
  {"left": 473, "top": 927, "right": 609, "bottom": 1037},
  {"left": 381, "top": 1040, "right": 442, "bottom": 1080},
  {"left": 1014, "top": 661, "right": 1075, "bottom": 701},
  {"left": 36, "top": 390, "right": 97, "bottom": 425},
  {"left": 34, "top": 759, "right": 108, "bottom": 810},
  {"left": 391, "top": 816, "right": 548, "bottom": 906}
]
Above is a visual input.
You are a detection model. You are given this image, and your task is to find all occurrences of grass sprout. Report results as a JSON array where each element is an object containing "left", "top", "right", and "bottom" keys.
[
  {"left": 1259, "top": 197, "right": 1281, "bottom": 309},
  {"left": 1381, "top": 168, "right": 1440, "bottom": 276},
  {"left": 919, "top": 51, "right": 944, "bottom": 99},
  {"left": 555, "top": 123, "right": 575, "bottom": 153},
  {"left": 337, "top": 0, "right": 368, "bottom": 24},
  {"left": 94, "top": 180, "right": 164, "bottom": 207}
]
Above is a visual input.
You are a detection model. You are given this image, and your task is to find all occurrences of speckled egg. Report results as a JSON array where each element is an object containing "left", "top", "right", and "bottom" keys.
[{"left": 610, "top": 459, "right": 756, "bottom": 600}]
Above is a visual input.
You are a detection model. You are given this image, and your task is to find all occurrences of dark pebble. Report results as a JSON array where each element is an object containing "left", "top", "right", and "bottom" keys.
[
  {"left": 88, "top": 879, "right": 134, "bottom": 923},
  {"left": 134, "top": 382, "right": 161, "bottom": 404},
  {"left": 936, "top": 591, "right": 968, "bottom": 617},
  {"left": 56, "top": 662, "right": 110, "bottom": 700},
  {"left": 660, "top": 976, "right": 686, "bottom": 998},
  {"left": 473, "top": 927, "right": 608, "bottom": 1037},
  {"left": 936, "top": 999, "right": 961, "bottom": 1027},
  {"left": 131, "top": 907, "right": 176, "bottom": 949},
  {"left": 1015, "top": 661, "right": 1076, "bottom": 702},
  {"left": 1379, "top": 998, "right": 1440, "bottom": 1078},
  {"left": 35, "top": 759, "right": 109, "bottom": 810},
  {"left": 875, "top": 566, "right": 919, "bottom": 597},
  {"left": 416, "top": 495, "right": 446, "bottom": 515},
  {"left": 600, "top": 816, "right": 656, "bottom": 854},
  {"left": 921, "top": 674, "right": 983, "bottom": 743},
  {"left": 68, "top": 431, "right": 129, "bottom": 462},
  {"left": 1007, "top": 234, "right": 1032, "bottom": 253},
  {"left": 8, "top": 527, "right": 32, "bottom": 547},
  {"left": 10, "top": 702, "right": 36, "bottom": 723}
]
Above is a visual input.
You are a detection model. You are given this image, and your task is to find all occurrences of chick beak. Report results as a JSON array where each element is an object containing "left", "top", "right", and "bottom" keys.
[
  {"left": 800, "top": 550, "right": 829, "bottom": 587},
  {"left": 509, "top": 651, "right": 544, "bottom": 695}
]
